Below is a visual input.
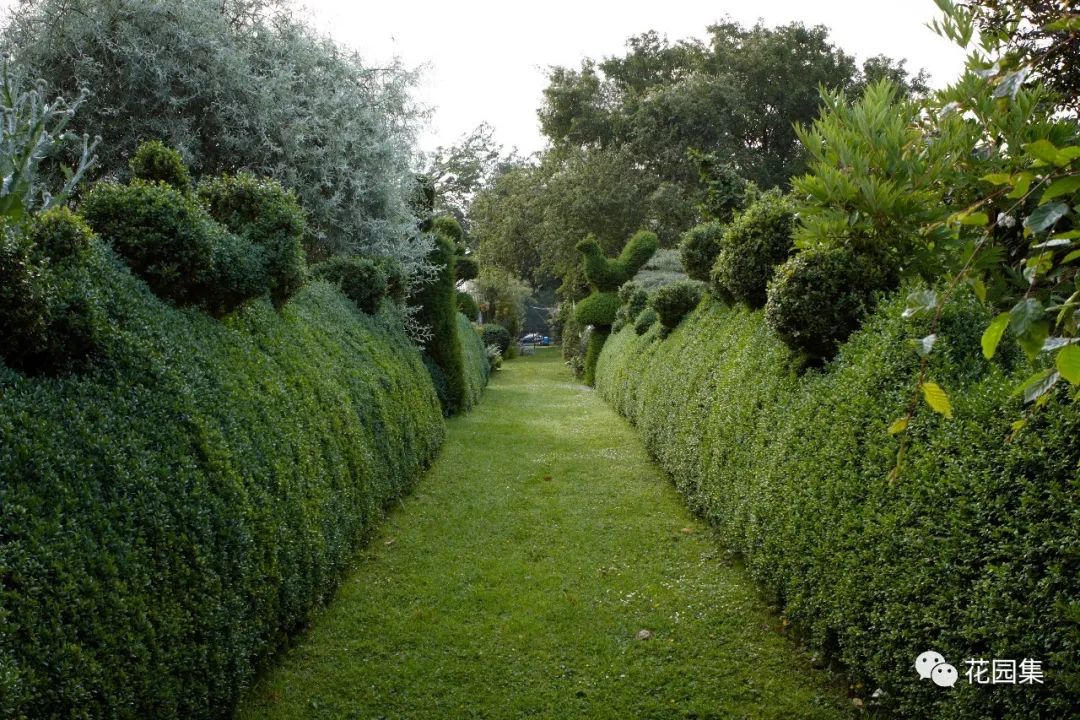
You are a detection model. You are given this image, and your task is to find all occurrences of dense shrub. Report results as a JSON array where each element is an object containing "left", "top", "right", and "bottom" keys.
[
  {"left": 458, "top": 312, "right": 490, "bottom": 409},
  {"left": 574, "top": 291, "right": 621, "bottom": 327},
  {"left": 479, "top": 323, "right": 512, "bottom": 355},
  {"left": 414, "top": 231, "right": 468, "bottom": 415},
  {"left": 311, "top": 256, "right": 388, "bottom": 314},
  {"left": 0, "top": 259, "right": 444, "bottom": 720},
  {"left": 649, "top": 280, "right": 704, "bottom": 331},
  {"left": 129, "top": 140, "right": 192, "bottom": 193},
  {"left": 432, "top": 214, "right": 464, "bottom": 244},
  {"left": 27, "top": 206, "right": 95, "bottom": 260},
  {"left": 710, "top": 190, "right": 795, "bottom": 307},
  {"left": 576, "top": 230, "right": 658, "bottom": 292},
  {"left": 634, "top": 307, "right": 658, "bottom": 335},
  {"left": 377, "top": 257, "right": 407, "bottom": 303},
  {"left": 0, "top": 223, "right": 51, "bottom": 365},
  {"left": 455, "top": 254, "right": 479, "bottom": 282},
  {"left": 765, "top": 245, "right": 895, "bottom": 358},
  {"left": 612, "top": 282, "right": 648, "bottom": 332},
  {"left": 80, "top": 180, "right": 264, "bottom": 315},
  {"left": 678, "top": 221, "right": 725, "bottom": 282},
  {"left": 457, "top": 290, "right": 480, "bottom": 321},
  {"left": 596, "top": 291, "right": 1078, "bottom": 719},
  {"left": 198, "top": 172, "right": 307, "bottom": 307}
]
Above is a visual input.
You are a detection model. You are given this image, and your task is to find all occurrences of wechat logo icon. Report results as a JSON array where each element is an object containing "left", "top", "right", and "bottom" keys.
[{"left": 916, "top": 650, "right": 958, "bottom": 688}]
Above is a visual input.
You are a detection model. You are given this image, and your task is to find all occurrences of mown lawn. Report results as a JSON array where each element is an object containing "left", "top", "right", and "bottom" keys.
[{"left": 238, "top": 348, "right": 853, "bottom": 719}]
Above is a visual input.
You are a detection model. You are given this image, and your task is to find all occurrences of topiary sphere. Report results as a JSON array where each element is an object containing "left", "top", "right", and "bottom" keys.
[
  {"left": 710, "top": 190, "right": 795, "bottom": 308},
  {"left": 312, "top": 255, "right": 388, "bottom": 314},
  {"left": 433, "top": 215, "right": 464, "bottom": 244},
  {"left": 129, "top": 140, "right": 192, "bottom": 193},
  {"left": 764, "top": 245, "right": 895, "bottom": 358},
  {"left": 649, "top": 279, "right": 704, "bottom": 331},
  {"left": 27, "top": 207, "right": 95, "bottom": 261},
  {"left": 574, "top": 291, "right": 621, "bottom": 327},
  {"left": 679, "top": 221, "right": 725, "bottom": 282}
]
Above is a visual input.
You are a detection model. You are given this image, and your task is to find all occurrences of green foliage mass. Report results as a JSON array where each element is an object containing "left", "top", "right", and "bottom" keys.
[
  {"left": 634, "top": 307, "right": 658, "bottom": 335},
  {"left": 456, "top": 290, "right": 479, "bottom": 321},
  {"left": 0, "top": 255, "right": 444, "bottom": 719},
  {"left": 649, "top": 280, "right": 704, "bottom": 332},
  {"left": 577, "top": 230, "right": 658, "bottom": 293},
  {"left": 458, "top": 312, "right": 491, "bottom": 410},
  {"left": 678, "top": 221, "right": 725, "bottom": 282},
  {"left": 311, "top": 256, "right": 388, "bottom": 314},
  {"left": 574, "top": 292, "right": 621, "bottom": 327},
  {"left": 612, "top": 282, "right": 648, "bottom": 333},
  {"left": 414, "top": 230, "right": 468, "bottom": 416},
  {"left": 479, "top": 323, "right": 512, "bottom": 356},
  {"left": 596, "top": 291, "right": 1078, "bottom": 719},
  {"left": 583, "top": 327, "right": 609, "bottom": 386},
  {"left": 765, "top": 246, "right": 895, "bottom": 359},
  {"left": 198, "top": 172, "right": 307, "bottom": 307},
  {"left": 130, "top": 140, "right": 193, "bottom": 193},
  {"left": 711, "top": 190, "right": 795, "bottom": 308}
]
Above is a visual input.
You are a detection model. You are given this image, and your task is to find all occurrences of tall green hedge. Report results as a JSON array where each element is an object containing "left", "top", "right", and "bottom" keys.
[
  {"left": 595, "top": 290, "right": 1079, "bottom": 719},
  {"left": 0, "top": 250, "right": 444, "bottom": 719},
  {"left": 458, "top": 313, "right": 490, "bottom": 410},
  {"left": 414, "top": 230, "right": 468, "bottom": 416}
]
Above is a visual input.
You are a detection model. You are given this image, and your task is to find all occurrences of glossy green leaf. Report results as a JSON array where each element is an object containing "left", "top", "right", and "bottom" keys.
[
  {"left": 1009, "top": 298, "right": 1045, "bottom": 335},
  {"left": 1057, "top": 344, "right": 1080, "bottom": 384},
  {"left": 981, "top": 312, "right": 1010, "bottom": 359},
  {"left": 1042, "top": 175, "right": 1080, "bottom": 202},
  {"left": 921, "top": 382, "right": 953, "bottom": 419},
  {"left": 1026, "top": 139, "right": 1064, "bottom": 166},
  {"left": 1024, "top": 202, "right": 1069, "bottom": 233}
]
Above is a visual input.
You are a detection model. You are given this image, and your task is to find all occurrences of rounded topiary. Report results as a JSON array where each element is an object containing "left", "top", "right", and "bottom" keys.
[
  {"left": 765, "top": 246, "right": 895, "bottom": 358},
  {"left": 312, "top": 256, "right": 388, "bottom": 314},
  {"left": 198, "top": 173, "right": 307, "bottom": 308},
  {"left": 480, "top": 323, "right": 512, "bottom": 355},
  {"left": 129, "top": 140, "right": 192, "bottom": 193},
  {"left": 27, "top": 207, "right": 95, "bottom": 261},
  {"left": 679, "top": 221, "right": 725, "bottom": 282},
  {"left": 433, "top": 215, "right": 464, "bottom": 245},
  {"left": 613, "top": 282, "right": 648, "bottom": 332},
  {"left": 0, "top": 224, "right": 51, "bottom": 366},
  {"left": 80, "top": 180, "right": 265, "bottom": 315},
  {"left": 575, "top": 291, "right": 621, "bottom": 327},
  {"left": 711, "top": 190, "right": 795, "bottom": 308},
  {"left": 455, "top": 255, "right": 479, "bottom": 282},
  {"left": 457, "top": 290, "right": 479, "bottom": 321},
  {"left": 650, "top": 279, "right": 704, "bottom": 332},
  {"left": 634, "top": 307, "right": 658, "bottom": 335}
]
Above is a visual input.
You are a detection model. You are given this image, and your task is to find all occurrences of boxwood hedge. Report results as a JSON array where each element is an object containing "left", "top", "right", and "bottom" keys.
[
  {"left": 0, "top": 249, "right": 445, "bottom": 719},
  {"left": 595, "top": 289, "right": 1079, "bottom": 719},
  {"left": 458, "top": 312, "right": 491, "bottom": 411}
]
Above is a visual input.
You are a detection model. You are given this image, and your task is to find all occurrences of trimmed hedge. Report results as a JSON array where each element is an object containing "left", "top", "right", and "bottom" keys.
[
  {"left": 595, "top": 290, "right": 1079, "bottom": 719},
  {"left": 479, "top": 323, "right": 511, "bottom": 355},
  {"left": 0, "top": 250, "right": 444, "bottom": 719},
  {"left": 678, "top": 221, "right": 725, "bottom": 282},
  {"left": 311, "top": 256, "right": 388, "bottom": 314},
  {"left": 129, "top": 140, "right": 192, "bottom": 193},
  {"left": 574, "top": 291, "right": 621, "bottom": 327},
  {"left": 710, "top": 190, "right": 794, "bottom": 308},
  {"left": 414, "top": 230, "right": 467, "bottom": 416},
  {"left": 458, "top": 312, "right": 491, "bottom": 409},
  {"left": 457, "top": 290, "right": 479, "bottom": 321},
  {"left": 649, "top": 280, "right": 703, "bottom": 332}
]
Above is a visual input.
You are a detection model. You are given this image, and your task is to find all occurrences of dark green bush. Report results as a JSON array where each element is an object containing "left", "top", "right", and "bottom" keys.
[
  {"left": 480, "top": 323, "right": 512, "bottom": 355},
  {"left": 650, "top": 280, "right": 703, "bottom": 331},
  {"left": 596, "top": 290, "right": 1079, "bottom": 720},
  {"left": 634, "top": 307, "right": 658, "bottom": 335},
  {"left": 27, "top": 206, "right": 95, "bottom": 260},
  {"left": 574, "top": 291, "right": 621, "bottom": 327},
  {"left": 311, "top": 256, "right": 388, "bottom": 314},
  {"left": 376, "top": 257, "right": 407, "bottom": 303},
  {"left": 0, "top": 223, "right": 51, "bottom": 366},
  {"left": 765, "top": 245, "right": 895, "bottom": 358},
  {"left": 458, "top": 312, "right": 490, "bottom": 409},
  {"left": 612, "top": 282, "right": 648, "bottom": 333},
  {"left": 457, "top": 290, "right": 479, "bottom": 321},
  {"left": 198, "top": 173, "right": 307, "bottom": 307},
  {"left": 0, "top": 259, "right": 444, "bottom": 720},
  {"left": 129, "top": 140, "right": 192, "bottom": 193},
  {"left": 414, "top": 231, "right": 468, "bottom": 415},
  {"left": 710, "top": 190, "right": 795, "bottom": 308},
  {"left": 678, "top": 221, "right": 725, "bottom": 282},
  {"left": 80, "top": 180, "right": 265, "bottom": 315},
  {"left": 455, "top": 254, "right": 479, "bottom": 282}
]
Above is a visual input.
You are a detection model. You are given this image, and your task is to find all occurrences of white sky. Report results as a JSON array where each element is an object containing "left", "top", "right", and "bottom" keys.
[{"left": 300, "top": 0, "right": 970, "bottom": 156}]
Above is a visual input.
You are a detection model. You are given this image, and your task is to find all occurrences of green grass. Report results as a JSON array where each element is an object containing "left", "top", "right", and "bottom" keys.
[{"left": 238, "top": 348, "right": 854, "bottom": 720}]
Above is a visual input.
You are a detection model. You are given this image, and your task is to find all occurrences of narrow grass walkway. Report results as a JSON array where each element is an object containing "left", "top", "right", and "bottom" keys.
[{"left": 239, "top": 349, "right": 852, "bottom": 720}]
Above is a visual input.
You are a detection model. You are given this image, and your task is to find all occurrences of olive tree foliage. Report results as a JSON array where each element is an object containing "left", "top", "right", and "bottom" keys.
[{"left": 1, "top": 0, "right": 434, "bottom": 276}]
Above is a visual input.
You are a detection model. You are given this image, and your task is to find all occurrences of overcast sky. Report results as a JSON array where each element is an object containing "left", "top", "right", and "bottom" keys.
[{"left": 301, "top": 0, "right": 970, "bottom": 157}]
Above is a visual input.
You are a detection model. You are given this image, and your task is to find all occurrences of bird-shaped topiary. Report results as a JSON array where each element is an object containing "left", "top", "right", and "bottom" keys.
[{"left": 574, "top": 229, "right": 657, "bottom": 384}]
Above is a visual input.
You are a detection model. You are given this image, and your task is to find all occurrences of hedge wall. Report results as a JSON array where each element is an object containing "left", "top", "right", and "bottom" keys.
[
  {"left": 0, "top": 247, "right": 444, "bottom": 719},
  {"left": 458, "top": 312, "right": 490, "bottom": 411},
  {"left": 595, "top": 291, "right": 1079, "bottom": 719}
]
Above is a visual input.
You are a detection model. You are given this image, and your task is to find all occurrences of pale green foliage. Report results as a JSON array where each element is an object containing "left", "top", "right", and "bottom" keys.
[
  {"left": 3, "top": 0, "right": 431, "bottom": 277},
  {"left": 472, "top": 267, "right": 532, "bottom": 339}
]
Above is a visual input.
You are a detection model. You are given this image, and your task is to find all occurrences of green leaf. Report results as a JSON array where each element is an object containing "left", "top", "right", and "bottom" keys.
[
  {"left": 1026, "top": 139, "right": 1063, "bottom": 166},
  {"left": 1014, "top": 369, "right": 1061, "bottom": 403},
  {"left": 955, "top": 211, "right": 989, "bottom": 226},
  {"left": 1045, "top": 15, "right": 1080, "bottom": 32},
  {"left": 1017, "top": 320, "right": 1050, "bottom": 360},
  {"left": 1057, "top": 344, "right": 1080, "bottom": 384},
  {"left": 1007, "top": 172, "right": 1034, "bottom": 199},
  {"left": 1009, "top": 298, "right": 1045, "bottom": 335},
  {"left": 1063, "top": 249, "right": 1080, "bottom": 264},
  {"left": 1051, "top": 230, "right": 1080, "bottom": 240},
  {"left": 921, "top": 382, "right": 953, "bottom": 419},
  {"left": 982, "top": 172, "right": 1013, "bottom": 185},
  {"left": 887, "top": 418, "right": 909, "bottom": 435},
  {"left": 1024, "top": 202, "right": 1069, "bottom": 233},
  {"left": 981, "top": 312, "right": 1010, "bottom": 359},
  {"left": 971, "top": 277, "right": 987, "bottom": 303},
  {"left": 1042, "top": 175, "right": 1080, "bottom": 202},
  {"left": 902, "top": 289, "right": 938, "bottom": 319}
]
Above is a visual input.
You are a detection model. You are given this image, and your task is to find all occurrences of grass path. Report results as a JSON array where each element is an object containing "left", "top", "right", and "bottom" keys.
[{"left": 238, "top": 348, "right": 853, "bottom": 719}]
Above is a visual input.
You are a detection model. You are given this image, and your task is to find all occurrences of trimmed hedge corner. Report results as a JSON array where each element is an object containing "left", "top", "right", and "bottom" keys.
[
  {"left": 0, "top": 254, "right": 445, "bottom": 720},
  {"left": 595, "top": 290, "right": 1079, "bottom": 719}
]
